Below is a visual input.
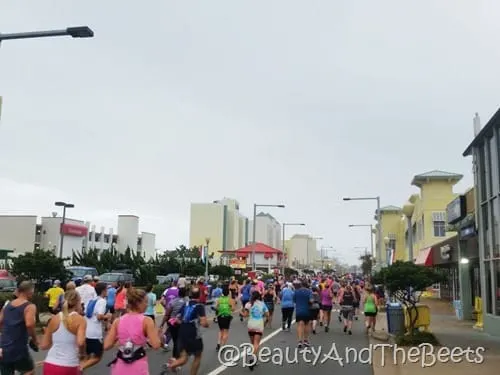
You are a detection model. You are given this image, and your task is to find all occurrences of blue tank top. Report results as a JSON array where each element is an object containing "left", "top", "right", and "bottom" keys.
[{"left": 0, "top": 301, "right": 30, "bottom": 361}]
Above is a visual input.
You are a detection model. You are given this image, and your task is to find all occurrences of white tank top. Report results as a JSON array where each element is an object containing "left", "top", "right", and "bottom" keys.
[{"left": 44, "top": 312, "right": 80, "bottom": 367}]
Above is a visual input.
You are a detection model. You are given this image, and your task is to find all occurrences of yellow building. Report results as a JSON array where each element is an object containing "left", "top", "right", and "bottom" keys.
[
  {"left": 375, "top": 170, "right": 463, "bottom": 265},
  {"left": 189, "top": 198, "right": 248, "bottom": 258}
]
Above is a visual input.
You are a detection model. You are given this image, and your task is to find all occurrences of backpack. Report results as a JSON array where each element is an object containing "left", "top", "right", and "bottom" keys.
[
  {"left": 217, "top": 296, "right": 231, "bottom": 317},
  {"left": 182, "top": 302, "right": 197, "bottom": 323},
  {"left": 85, "top": 299, "right": 98, "bottom": 319}
]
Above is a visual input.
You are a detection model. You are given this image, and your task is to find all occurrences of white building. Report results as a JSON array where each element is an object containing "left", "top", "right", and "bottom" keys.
[
  {"left": 248, "top": 212, "right": 282, "bottom": 250},
  {"left": 189, "top": 198, "right": 248, "bottom": 257},
  {"left": 286, "top": 234, "right": 319, "bottom": 267},
  {"left": 0, "top": 213, "right": 156, "bottom": 260}
]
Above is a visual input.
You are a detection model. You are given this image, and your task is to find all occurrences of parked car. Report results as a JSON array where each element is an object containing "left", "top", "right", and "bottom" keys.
[
  {"left": 0, "top": 270, "right": 16, "bottom": 293},
  {"left": 99, "top": 272, "right": 134, "bottom": 285},
  {"left": 67, "top": 266, "right": 99, "bottom": 285}
]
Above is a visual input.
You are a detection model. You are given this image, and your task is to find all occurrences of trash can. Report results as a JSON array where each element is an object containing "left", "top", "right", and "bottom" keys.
[
  {"left": 453, "top": 300, "right": 463, "bottom": 320},
  {"left": 386, "top": 303, "right": 405, "bottom": 335}
]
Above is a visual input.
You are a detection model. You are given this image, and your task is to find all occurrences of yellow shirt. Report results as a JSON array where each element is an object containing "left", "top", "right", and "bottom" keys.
[{"left": 45, "top": 287, "right": 64, "bottom": 308}]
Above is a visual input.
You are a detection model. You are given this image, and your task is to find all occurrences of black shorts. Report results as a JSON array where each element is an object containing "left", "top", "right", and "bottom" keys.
[
  {"left": 320, "top": 305, "right": 332, "bottom": 312},
  {"left": 217, "top": 316, "right": 232, "bottom": 330},
  {"left": 241, "top": 299, "right": 249, "bottom": 306},
  {"left": 296, "top": 315, "right": 310, "bottom": 323},
  {"left": 364, "top": 311, "right": 377, "bottom": 317},
  {"left": 248, "top": 330, "right": 263, "bottom": 337},
  {"left": 86, "top": 338, "right": 103, "bottom": 357},
  {"left": 0, "top": 355, "right": 34, "bottom": 374},
  {"left": 49, "top": 306, "right": 60, "bottom": 314},
  {"left": 309, "top": 309, "right": 320, "bottom": 320},
  {"left": 178, "top": 323, "right": 203, "bottom": 355}
]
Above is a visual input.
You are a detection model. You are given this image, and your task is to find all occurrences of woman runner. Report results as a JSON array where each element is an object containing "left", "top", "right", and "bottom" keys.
[
  {"left": 363, "top": 285, "right": 378, "bottom": 333},
  {"left": 309, "top": 286, "right": 321, "bottom": 335},
  {"left": 41, "top": 290, "right": 86, "bottom": 375},
  {"left": 263, "top": 285, "right": 276, "bottom": 328},
  {"left": 242, "top": 291, "right": 269, "bottom": 371},
  {"left": 320, "top": 284, "right": 333, "bottom": 332}
]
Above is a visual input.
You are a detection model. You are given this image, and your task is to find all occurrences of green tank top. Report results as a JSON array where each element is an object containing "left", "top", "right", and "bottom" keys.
[
  {"left": 217, "top": 296, "right": 232, "bottom": 317},
  {"left": 364, "top": 295, "right": 377, "bottom": 313}
]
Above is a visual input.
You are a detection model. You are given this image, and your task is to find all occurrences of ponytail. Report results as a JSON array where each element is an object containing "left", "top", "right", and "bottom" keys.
[{"left": 62, "top": 300, "right": 70, "bottom": 329}]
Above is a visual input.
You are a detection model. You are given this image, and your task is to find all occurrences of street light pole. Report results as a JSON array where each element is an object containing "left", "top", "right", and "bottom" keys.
[
  {"left": 55, "top": 201, "right": 74, "bottom": 259},
  {"left": 251, "top": 203, "right": 285, "bottom": 271},
  {"left": 343, "top": 196, "right": 382, "bottom": 269},
  {"left": 205, "top": 238, "right": 210, "bottom": 280},
  {"left": 0, "top": 26, "right": 94, "bottom": 43}
]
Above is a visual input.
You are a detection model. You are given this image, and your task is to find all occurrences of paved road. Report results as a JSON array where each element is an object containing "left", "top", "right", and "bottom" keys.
[{"left": 32, "top": 309, "right": 372, "bottom": 374}]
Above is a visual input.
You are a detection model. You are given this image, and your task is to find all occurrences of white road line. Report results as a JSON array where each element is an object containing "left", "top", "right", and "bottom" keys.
[{"left": 206, "top": 319, "right": 296, "bottom": 375}]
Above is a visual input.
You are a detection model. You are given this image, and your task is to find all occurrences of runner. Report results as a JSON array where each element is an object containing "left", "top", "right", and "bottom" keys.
[
  {"left": 353, "top": 281, "right": 361, "bottom": 320},
  {"left": 0, "top": 281, "right": 38, "bottom": 375},
  {"left": 309, "top": 286, "right": 321, "bottom": 335},
  {"left": 114, "top": 282, "right": 128, "bottom": 318},
  {"left": 294, "top": 280, "right": 312, "bottom": 348},
  {"left": 363, "top": 285, "right": 378, "bottom": 333},
  {"left": 320, "top": 282, "right": 333, "bottom": 332},
  {"left": 144, "top": 284, "right": 157, "bottom": 321},
  {"left": 215, "top": 284, "right": 235, "bottom": 351},
  {"left": 229, "top": 279, "right": 239, "bottom": 304},
  {"left": 242, "top": 291, "right": 269, "bottom": 371},
  {"left": 339, "top": 283, "right": 357, "bottom": 335},
  {"left": 165, "top": 287, "right": 209, "bottom": 374},
  {"left": 263, "top": 284, "right": 276, "bottom": 328},
  {"left": 160, "top": 287, "right": 187, "bottom": 360},
  {"left": 239, "top": 279, "right": 251, "bottom": 322},
  {"left": 280, "top": 282, "right": 294, "bottom": 331},
  {"left": 337, "top": 280, "right": 346, "bottom": 322},
  {"left": 160, "top": 281, "right": 179, "bottom": 350},
  {"left": 41, "top": 289, "right": 86, "bottom": 375},
  {"left": 81, "top": 282, "right": 112, "bottom": 370},
  {"left": 104, "top": 287, "right": 161, "bottom": 374},
  {"left": 75, "top": 275, "right": 97, "bottom": 314},
  {"left": 45, "top": 280, "right": 64, "bottom": 315},
  {"left": 211, "top": 283, "right": 223, "bottom": 323}
]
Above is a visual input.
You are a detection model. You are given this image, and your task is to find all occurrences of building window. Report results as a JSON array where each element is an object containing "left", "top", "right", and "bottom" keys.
[
  {"left": 432, "top": 212, "right": 446, "bottom": 237},
  {"left": 490, "top": 135, "right": 499, "bottom": 195},
  {"left": 479, "top": 144, "right": 488, "bottom": 200},
  {"left": 485, "top": 261, "right": 493, "bottom": 314},
  {"left": 482, "top": 203, "right": 490, "bottom": 260},
  {"left": 95, "top": 233, "right": 101, "bottom": 242},
  {"left": 493, "top": 198, "right": 500, "bottom": 258},
  {"left": 495, "top": 260, "right": 500, "bottom": 316}
]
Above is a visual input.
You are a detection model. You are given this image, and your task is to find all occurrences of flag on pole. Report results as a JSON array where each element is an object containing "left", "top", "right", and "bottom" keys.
[{"left": 200, "top": 245, "right": 206, "bottom": 263}]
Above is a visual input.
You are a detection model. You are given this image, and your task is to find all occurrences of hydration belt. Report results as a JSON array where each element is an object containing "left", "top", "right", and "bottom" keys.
[{"left": 107, "top": 346, "right": 146, "bottom": 366}]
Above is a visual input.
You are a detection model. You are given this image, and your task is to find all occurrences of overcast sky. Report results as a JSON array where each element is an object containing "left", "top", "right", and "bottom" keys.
[{"left": 1, "top": 1, "right": 499, "bottom": 265}]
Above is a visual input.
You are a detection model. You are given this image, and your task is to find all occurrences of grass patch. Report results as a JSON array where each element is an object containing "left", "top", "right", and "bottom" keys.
[{"left": 395, "top": 331, "right": 440, "bottom": 346}]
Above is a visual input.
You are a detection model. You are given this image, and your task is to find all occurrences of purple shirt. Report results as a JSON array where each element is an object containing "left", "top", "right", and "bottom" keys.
[{"left": 163, "top": 287, "right": 179, "bottom": 304}]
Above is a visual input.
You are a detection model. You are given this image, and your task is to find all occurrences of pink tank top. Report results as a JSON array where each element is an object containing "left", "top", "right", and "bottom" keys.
[
  {"left": 321, "top": 289, "right": 332, "bottom": 306},
  {"left": 112, "top": 314, "right": 148, "bottom": 375}
]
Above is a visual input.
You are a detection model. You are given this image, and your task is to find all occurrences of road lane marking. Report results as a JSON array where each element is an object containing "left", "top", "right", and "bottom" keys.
[{"left": 206, "top": 319, "right": 296, "bottom": 375}]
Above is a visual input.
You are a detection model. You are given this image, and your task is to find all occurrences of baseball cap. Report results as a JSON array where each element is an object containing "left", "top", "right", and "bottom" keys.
[
  {"left": 83, "top": 275, "right": 93, "bottom": 282},
  {"left": 54, "top": 280, "right": 61, "bottom": 285}
]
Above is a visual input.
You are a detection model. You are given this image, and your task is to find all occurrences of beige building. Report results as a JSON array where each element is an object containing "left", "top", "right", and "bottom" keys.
[
  {"left": 248, "top": 212, "right": 282, "bottom": 250},
  {"left": 285, "top": 234, "right": 319, "bottom": 267},
  {"left": 189, "top": 198, "right": 248, "bottom": 258}
]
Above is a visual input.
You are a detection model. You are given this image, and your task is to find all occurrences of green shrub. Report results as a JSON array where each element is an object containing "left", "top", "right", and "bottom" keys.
[
  {"left": 395, "top": 331, "right": 439, "bottom": 346},
  {"left": 152, "top": 284, "right": 166, "bottom": 299}
]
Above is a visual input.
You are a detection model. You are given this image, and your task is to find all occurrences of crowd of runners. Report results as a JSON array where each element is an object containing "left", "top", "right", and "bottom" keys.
[{"left": 0, "top": 272, "right": 383, "bottom": 374}]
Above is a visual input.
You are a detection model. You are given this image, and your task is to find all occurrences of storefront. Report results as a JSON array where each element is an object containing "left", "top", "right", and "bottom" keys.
[{"left": 431, "top": 235, "right": 460, "bottom": 301}]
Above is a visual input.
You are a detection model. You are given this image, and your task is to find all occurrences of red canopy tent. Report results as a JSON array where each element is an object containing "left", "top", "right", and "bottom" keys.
[{"left": 219, "top": 242, "right": 284, "bottom": 261}]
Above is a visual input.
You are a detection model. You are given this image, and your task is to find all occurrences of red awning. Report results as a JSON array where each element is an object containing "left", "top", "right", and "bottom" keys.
[{"left": 415, "top": 247, "right": 433, "bottom": 266}]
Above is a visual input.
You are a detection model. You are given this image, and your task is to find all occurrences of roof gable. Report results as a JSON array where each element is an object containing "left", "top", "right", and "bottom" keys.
[{"left": 411, "top": 170, "right": 463, "bottom": 187}]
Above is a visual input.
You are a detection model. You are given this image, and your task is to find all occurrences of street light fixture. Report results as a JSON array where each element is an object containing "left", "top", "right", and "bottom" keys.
[
  {"left": 54, "top": 201, "right": 75, "bottom": 259},
  {"left": 343, "top": 196, "right": 382, "bottom": 268},
  {"left": 281, "top": 223, "right": 305, "bottom": 274},
  {"left": 0, "top": 26, "right": 94, "bottom": 43},
  {"left": 252, "top": 203, "right": 285, "bottom": 271},
  {"left": 348, "top": 224, "right": 374, "bottom": 258}
]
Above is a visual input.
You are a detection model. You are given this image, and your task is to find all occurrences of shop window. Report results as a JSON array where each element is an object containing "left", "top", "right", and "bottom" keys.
[
  {"left": 496, "top": 260, "right": 500, "bottom": 316},
  {"left": 485, "top": 261, "right": 493, "bottom": 314}
]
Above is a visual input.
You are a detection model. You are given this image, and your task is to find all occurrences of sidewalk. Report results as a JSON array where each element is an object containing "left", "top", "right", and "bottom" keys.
[{"left": 370, "top": 298, "right": 500, "bottom": 374}]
